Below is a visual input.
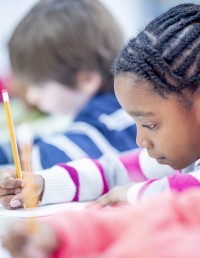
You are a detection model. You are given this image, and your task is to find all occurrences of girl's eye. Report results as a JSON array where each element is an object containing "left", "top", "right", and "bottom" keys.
[{"left": 142, "top": 124, "right": 157, "bottom": 130}]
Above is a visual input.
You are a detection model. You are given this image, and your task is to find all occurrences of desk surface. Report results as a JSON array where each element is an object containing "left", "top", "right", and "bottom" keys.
[{"left": 0, "top": 202, "right": 87, "bottom": 257}]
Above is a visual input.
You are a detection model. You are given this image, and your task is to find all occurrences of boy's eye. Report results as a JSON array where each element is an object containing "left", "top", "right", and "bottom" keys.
[{"left": 142, "top": 124, "right": 157, "bottom": 130}]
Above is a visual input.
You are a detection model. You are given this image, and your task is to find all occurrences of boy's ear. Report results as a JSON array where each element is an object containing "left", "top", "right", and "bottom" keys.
[{"left": 75, "top": 70, "right": 102, "bottom": 95}]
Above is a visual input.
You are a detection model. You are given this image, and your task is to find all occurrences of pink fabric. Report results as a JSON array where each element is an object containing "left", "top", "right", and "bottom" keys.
[
  {"left": 120, "top": 150, "right": 147, "bottom": 182},
  {"left": 168, "top": 172, "right": 200, "bottom": 191},
  {"left": 0, "top": 77, "right": 11, "bottom": 102},
  {"left": 42, "top": 189, "right": 200, "bottom": 258},
  {"left": 101, "top": 189, "right": 200, "bottom": 258},
  {"left": 138, "top": 178, "right": 158, "bottom": 200},
  {"left": 43, "top": 210, "right": 125, "bottom": 258},
  {"left": 59, "top": 164, "right": 80, "bottom": 201},
  {"left": 92, "top": 159, "right": 109, "bottom": 194}
]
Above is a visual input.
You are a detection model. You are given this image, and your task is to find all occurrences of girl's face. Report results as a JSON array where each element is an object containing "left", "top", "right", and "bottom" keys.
[{"left": 115, "top": 74, "right": 200, "bottom": 170}]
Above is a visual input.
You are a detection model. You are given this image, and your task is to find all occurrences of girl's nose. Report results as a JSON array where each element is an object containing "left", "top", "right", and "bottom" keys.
[{"left": 136, "top": 129, "right": 153, "bottom": 149}]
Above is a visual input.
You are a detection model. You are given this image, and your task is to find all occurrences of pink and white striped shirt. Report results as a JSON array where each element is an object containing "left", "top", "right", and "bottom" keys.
[{"left": 35, "top": 149, "right": 200, "bottom": 205}]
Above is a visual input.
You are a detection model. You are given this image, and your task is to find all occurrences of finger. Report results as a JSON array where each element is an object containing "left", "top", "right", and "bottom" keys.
[
  {"left": 0, "top": 187, "right": 21, "bottom": 196},
  {"left": 1, "top": 176, "right": 23, "bottom": 189},
  {"left": 3, "top": 220, "right": 28, "bottom": 253},
  {"left": 0, "top": 195, "right": 16, "bottom": 210},
  {"left": 10, "top": 193, "right": 24, "bottom": 208},
  {"left": 23, "top": 246, "right": 49, "bottom": 258},
  {"left": 95, "top": 195, "right": 113, "bottom": 207},
  {"left": 88, "top": 194, "right": 112, "bottom": 209},
  {"left": 85, "top": 201, "right": 103, "bottom": 210}
]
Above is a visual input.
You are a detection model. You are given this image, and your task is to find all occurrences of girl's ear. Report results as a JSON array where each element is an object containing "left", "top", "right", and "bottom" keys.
[{"left": 75, "top": 70, "right": 102, "bottom": 95}]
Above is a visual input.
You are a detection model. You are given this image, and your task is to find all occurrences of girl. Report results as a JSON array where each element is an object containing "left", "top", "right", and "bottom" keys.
[{"left": 0, "top": 3, "right": 200, "bottom": 209}]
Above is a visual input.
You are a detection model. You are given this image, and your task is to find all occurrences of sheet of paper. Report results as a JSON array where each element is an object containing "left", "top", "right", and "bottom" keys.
[{"left": 0, "top": 202, "right": 87, "bottom": 218}]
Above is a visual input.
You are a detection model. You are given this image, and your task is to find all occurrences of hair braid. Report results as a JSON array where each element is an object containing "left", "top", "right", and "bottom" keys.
[{"left": 115, "top": 3, "right": 200, "bottom": 99}]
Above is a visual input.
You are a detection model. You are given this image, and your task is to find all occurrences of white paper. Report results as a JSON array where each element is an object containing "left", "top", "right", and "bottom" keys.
[{"left": 0, "top": 202, "right": 87, "bottom": 218}]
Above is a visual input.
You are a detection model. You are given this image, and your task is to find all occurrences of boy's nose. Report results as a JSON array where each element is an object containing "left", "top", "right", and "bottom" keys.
[{"left": 25, "top": 87, "right": 40, "bottom": 106}]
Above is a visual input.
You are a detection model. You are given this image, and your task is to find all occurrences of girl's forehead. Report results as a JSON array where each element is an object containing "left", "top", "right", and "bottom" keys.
[
  {"left": 114, "top": 73, "right": 185, "bottom": 115},
  {"left": 114, "top": 73, "right": 155, "bottom": 98}
]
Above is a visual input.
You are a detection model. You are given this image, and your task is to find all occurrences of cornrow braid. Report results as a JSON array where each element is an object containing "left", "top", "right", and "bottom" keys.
[{"left": 115, "top": 3, "right": 200, "bottom": 98}]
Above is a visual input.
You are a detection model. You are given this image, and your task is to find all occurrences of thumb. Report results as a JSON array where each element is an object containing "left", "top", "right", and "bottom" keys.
[{"left": 10, "top": 193, "right": 24, "bottom": 208}]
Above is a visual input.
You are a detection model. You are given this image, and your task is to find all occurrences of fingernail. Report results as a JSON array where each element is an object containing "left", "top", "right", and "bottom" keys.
[
  {"left": 10, "top": 200, "right": 21, "bottom": 208},
  {"left": 21, "top": 181, "right": 25, "bottom": 187},
  {"left": 14, "top": 188, "right": 21, "bottom": 194}
]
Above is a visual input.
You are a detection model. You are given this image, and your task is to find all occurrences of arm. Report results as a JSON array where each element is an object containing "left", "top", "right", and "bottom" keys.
[
  {"left": 0, "top": 148, "right": 177, "bottom": 208},
  {"left": 36, "top": 148, "right": 177, "bottom": 206},
  {"left": 127, "top": 169, "right": 200, "bottom": 204}
]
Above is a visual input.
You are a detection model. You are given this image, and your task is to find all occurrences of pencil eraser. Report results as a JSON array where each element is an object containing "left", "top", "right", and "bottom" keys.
[{"left": 2, "top": 89, "right": 9, "bottom": 102}]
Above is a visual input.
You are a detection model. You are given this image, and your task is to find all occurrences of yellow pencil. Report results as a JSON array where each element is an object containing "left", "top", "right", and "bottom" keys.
[
  {"left": 2, "top": 89, "right": 22, "bottom": 179},
  {"left": 2, "top": 90, "right": 37, "bottom": 232},
  {"left": 17, "top": 123, "right": 37, "bottom": 232},
  {"left": 17, "top": 123, "right": 33, "bottom": 173}
]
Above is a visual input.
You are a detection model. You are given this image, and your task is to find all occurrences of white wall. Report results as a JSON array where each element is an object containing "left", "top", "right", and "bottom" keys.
[
  {"left": 1, "top": 0, "right": 199, "bottom": 77},
  {"left": 0, "top": 0, "right": 38, "bottom": 77},
  {"left": 0, "top": 0, "right": 144, "bottom": 77},
  {"left": 99, "top": 0, "right": 145, "bottom": 40}
]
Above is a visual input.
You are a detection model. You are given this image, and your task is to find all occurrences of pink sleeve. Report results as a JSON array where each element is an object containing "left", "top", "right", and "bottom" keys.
[
  {"left": 128, "top": 171, "right": 200, "bottom": 203},
  {"left": 119, "top": 150, "right": 147, "bottom": 182},
  {"left": 41, "top": 210, "right": 126, "bottom": 258},
  {"left": 119, "top": 149, "right": 178, "bottom": 182}
]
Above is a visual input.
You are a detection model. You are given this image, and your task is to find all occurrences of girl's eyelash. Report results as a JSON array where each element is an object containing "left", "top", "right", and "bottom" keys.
[{"left": 142, "top": 124, "right": 157, "bottom": 130}]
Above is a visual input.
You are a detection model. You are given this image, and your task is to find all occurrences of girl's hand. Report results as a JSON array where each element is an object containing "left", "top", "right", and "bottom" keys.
[
  {"left": 0, "top": 168, "right": 44, "bottom": 209},
  {"left": 3, "top": 220, "right": 59, "bottom": 258},
  {"left": 87, "top": 183, "right": 135, "bottom": 209}
]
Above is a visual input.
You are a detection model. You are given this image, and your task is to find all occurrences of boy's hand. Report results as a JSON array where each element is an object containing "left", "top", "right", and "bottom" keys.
[
  {"left": 3, "top": 220, "right": 59, "bottom": 258},
  {"left": 0, "top": 168, "right": 44, "bottom": 209},
  {"left": 87, "top": 183, "right": 135, "bottom": 209}
]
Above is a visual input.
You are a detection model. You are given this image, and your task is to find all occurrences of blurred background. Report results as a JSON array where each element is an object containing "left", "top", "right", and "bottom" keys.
[
  {"left": 0, "top": 0, "right": 199, "bottom": 138},
  {"left": 0, "top": 0, "right": 200, "bottom": 79}
]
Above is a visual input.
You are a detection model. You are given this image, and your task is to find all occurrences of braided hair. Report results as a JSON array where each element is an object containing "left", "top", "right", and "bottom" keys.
[{"left": 115, "top": 4, "right": 200, "bottom": 99}]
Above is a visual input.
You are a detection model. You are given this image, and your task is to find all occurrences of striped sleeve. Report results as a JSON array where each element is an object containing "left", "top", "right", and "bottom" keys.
[
  {"left": 35, "top": 149, "right": 177, "bottom": 206},
  {"left": 127, "top": 170, "right": 200, "bottom": 204},
  {"left": 36, "top": 153, "right": 131, "bottom": 205},
  {"left": 31, "top": 121, "right": 122, "bottom": 170},
  {"left": 119, "top": 149, "right": 176, "bottom": 181}
]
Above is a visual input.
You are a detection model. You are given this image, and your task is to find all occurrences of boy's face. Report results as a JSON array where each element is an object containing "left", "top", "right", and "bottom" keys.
[
  {"left": 114, "top": 74, "right": 200, "bottom": 170},
  {"left": 23, "top": 81, "right": 90, "bottom": 115}
]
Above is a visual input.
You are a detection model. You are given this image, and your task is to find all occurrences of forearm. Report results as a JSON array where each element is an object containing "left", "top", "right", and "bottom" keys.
[
  {"left": 36, "top": 149, "right": 179, "bottom": 206},
  {"left": 127, "top": 169, "right": 200, "bottom": 204},
  {"left": 36, "top": 154, "right": 128, "bottom": 205},
  {"left": 120, "top": 149, "right": 177, "bottom": 182}
]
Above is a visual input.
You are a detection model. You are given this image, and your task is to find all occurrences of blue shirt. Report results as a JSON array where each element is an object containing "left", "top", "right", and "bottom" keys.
[{"left": 0, "top": 93, "right": 138, "bottom": 169}]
